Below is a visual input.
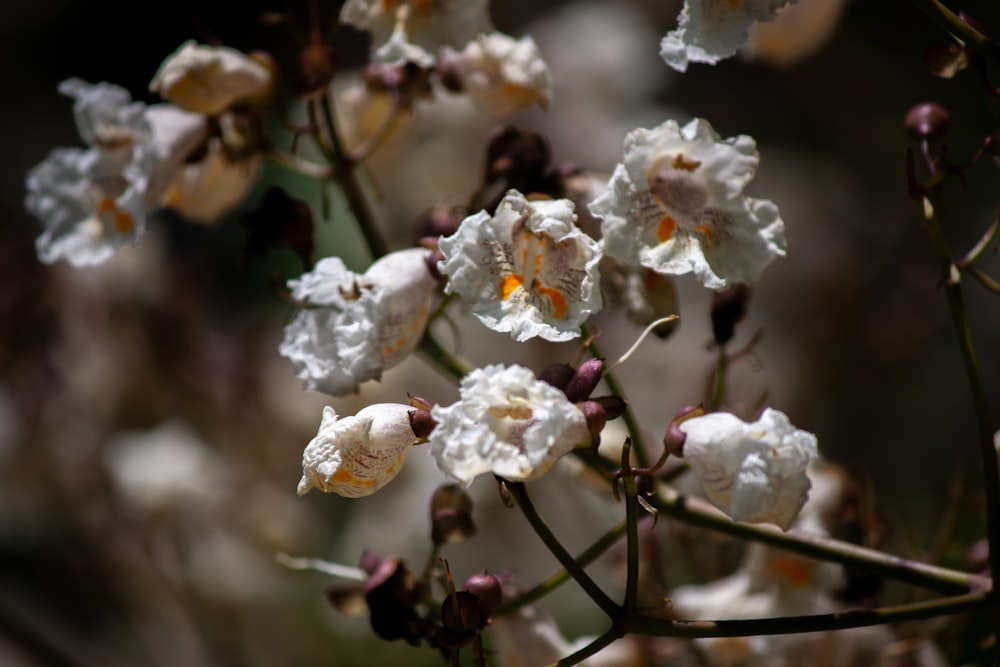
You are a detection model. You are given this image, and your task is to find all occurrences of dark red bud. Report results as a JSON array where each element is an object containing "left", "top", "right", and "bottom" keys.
[
  {"left": 463, "top": 572, "right": 502, "bottom": 618},
  {"left": 430, "top": 484, "right": 476, "bottom": 545},
  {"left": 904, "top": 103, "right": 949, "bottom": 142},
  {"left": 580, "top": 400, "right": 608, "bottom": 446},
  {"left": 564, "top": 358, "right": 604, "bottom": 402},
  {"left": 590, "top": 395, "right": 627, "bottom": 421},
  {"left": 408, "top": 409, "right": 437, "bottom": 440},
  {"left": 664, "top": 405, "right": 705, "bottom": 458}
]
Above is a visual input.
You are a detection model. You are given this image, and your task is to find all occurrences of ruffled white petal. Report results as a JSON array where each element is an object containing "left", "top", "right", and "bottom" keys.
[
  {"left": 150, "top": 41, "right": 272, "bottom": 115},
  {"left": 445, "top": 32, "right": 552, "bottom": 116},
  {"left": 439, "top": 190, "right": 603, "bottom": 342}
]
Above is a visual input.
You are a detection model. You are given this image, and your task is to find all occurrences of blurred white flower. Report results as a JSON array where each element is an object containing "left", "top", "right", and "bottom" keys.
[
  {"left": 443, "top": 32, "right": 552, "bottom": 115},
  {"left": 589, "top": 117, "right": 785, "bottom": 290},
  {"left": 150, "top": 40, "right": 273, "bottom": 115},
  {"left": 298, "top": 404, "right": 420, "bottom": 497},
  {"left": 160, "top": 140, "right": 262, "bottom": 224},
  {"left": 660, "top": 0, "right": 797, "bottom": 72},
  {"left": 678, "top": 407, "right": 817, "bottom": 529},
  {"left": 105, "top": 421, "right": 225, "bottom": 512},
  {"left": 340, "top": 0, "right": 492, "bottom": 66},
  {"left": 279, "top": 248, "right": 437, "bottom": 395},
  {"left": 26, "top": 79, "right": 158, "bottom": 266},
  {"left": 429, "top": 364, "right": 590, "bottom": 485},
  {"left": 439, "top": 190, "right": 602, "bottom": 342}
]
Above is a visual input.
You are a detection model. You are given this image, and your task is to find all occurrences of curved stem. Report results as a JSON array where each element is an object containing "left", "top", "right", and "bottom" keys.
[
  {"left": 556, "top": 626, "right": 623, "bottom": 667},
  {"left": 627, "top": 590, "right": 989, "bottom": 638},
  {"left": 417, "top": 332, "right": 474, "bottom": 381},
  {"left": 506, "top": 482, "right": 621, "bottom": 619},
  {"left": 621, "top": 441, "right": 641, "bottom": 613},
  {"left": 496, "top": 519, "right": 628, "bottom": 615},
  {"left": 580, "top": 324, "right": 650, "bottom": 469}
]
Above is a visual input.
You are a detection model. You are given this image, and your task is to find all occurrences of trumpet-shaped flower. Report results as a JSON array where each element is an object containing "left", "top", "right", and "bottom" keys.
[
  {"left": 26, "top": 79, "right": 158, "bottom": 266},
  {"left": 589, "top": 118, "right": 785, "bottom": 290},
  {"left": 298, "top": 404, "right": 420, "bottom": 497},
  {"left": 438, "top": 190, "right": 602, "bottom": 342},
  {"left": 442, "top": 32, "right": 552, "bottom": 116},
  {"left": 279, "top": 248, "right": 437, "bottom": 396},
  {"left": 429, "top": 364, "right": 590, "bottom": 485},
  {"left": 150, "top": 41, "right": 273, "bottom": 115},
  {"left": 678, "top": 408, "right": 817, "bottom": 529},
  {"left": 340, "top": 0, "right": 492, "bottom": 66},
  {"left": 660, "top": 0, "right": 797, "bottom": 72}
]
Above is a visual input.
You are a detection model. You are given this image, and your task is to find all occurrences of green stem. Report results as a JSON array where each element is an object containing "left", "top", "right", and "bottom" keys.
[
  {"left": 707, "top": 347, "right": 728, "bottom": 411},
  {"left": 506, "top": 483, "right": 621, "bottom": 619},
  {"left": 417, "top": 332, "right": 474, "bottom": 382},
  {"left": 649, "top": 486, "right": 987, "bottom": 595},
  {"left": 625, "top": 590, "right": 989, "bottom": 638},
  {"left": 580, "top": 324, "right": 650, "bottom": 469},
  {"left": 621, "top": 442, "right": 641, "bottom": 613},
  {"left": 497, "top": 519, "right": 627, "bottom": 615}
]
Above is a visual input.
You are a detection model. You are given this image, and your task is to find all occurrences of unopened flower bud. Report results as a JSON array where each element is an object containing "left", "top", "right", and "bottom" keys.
[
  {"left": 326, "top": 583, "right": 367, "bottom": 615},
  {"left": 663, "top": 405, "right": 704, "bottom": 457},
  {"left": 463, "top": 572, "right": 502, "bottom": 618},
  {"left": 437, "top": 591, "right": 483, "bottom": 649},
  {"left": 590, "top": 396, "right": 627, "bottom": 421},
  {"left": 711, "top": 284, "right": 751, "bottom": 346},
  {"left": 564, "top": 358, "right": 604, "bottom": 402},
  {"left": 538, "top": 363, "right": 575, "bottom": 391},
  {"left": 580, "top": 400, "right": 608, "bottom": 446},
  {"left": 430, "top": 484, "right": 476, "bottom": 545},
  {"left": 408, "top": 409, "right": 437, "bottom": 440},
  {"left": 904, "top": 103, "right": 949, "bottom": 142}
]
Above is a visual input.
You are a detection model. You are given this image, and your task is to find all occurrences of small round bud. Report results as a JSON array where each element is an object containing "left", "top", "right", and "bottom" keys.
[
  {"left": 663, "top": 405, "right": 705, "bottom": 458},
  {"left": 590, "top": 395, "right": 627, "bottom": 421},
  {"left": 564, "top": 358, "right": 604, "bottom": 402},
  {"left": 463, "top": 572, "right": 503, "bottom": 618},
  {"left": 580, "top": 400, "right": 608, "bottom": 445},
  {"left": 904, "top": 103, "right": 949, "bottom": 142},
  {"left": 430, "top": 484, "right": 476, "bottom": 545},
  {"left": 436, "top": 591, "right": 482, "bottom": 649},
  {"left": 408, "top": 409, "right": 437, "bottom": 440}
]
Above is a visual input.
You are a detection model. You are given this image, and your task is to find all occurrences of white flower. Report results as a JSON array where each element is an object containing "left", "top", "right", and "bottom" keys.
[
  {"left": 443, "top": 32, "right": 551, "bottom": 116},
  {"left": 660, "top": 0, "right": 797, "bottom": 72},
  {"left": 429, "top": 364, "right": 590, "bottom": 485},
  {"left": 150, "top": 41, "right": 273, "bottom": 115},
  {"left": 279, "top": 248, "right": 437, "bottom": 396},
  {"left": 678, "top": 408, "right": 817, "bottom": 529},
  {"left": 160, "top": 141, "right": 262, "bottom": 224},
  {"left": 298, "top": 404, "right": 419, "bottom": 497},
  {"left": 589, "top": 117, "right": 785, "bottom": 290},
  {"left": 438, "top": 190, "right": 603, "bottom": 342},
  {"left": 25, "top": 79, "right": 158, "bottom": 266},
  {"left": 340, "top": 0, "right": 492, "bottom": 66}
]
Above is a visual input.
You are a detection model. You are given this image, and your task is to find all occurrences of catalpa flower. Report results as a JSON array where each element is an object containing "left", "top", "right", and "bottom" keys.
[
  {"left": 661, "top": 0, "right": 797, "bottom": 72},
  {"left": 678, "top": 407, "right": 817, "bottom": 529},
  {"left": 442, "top": 32, "right": 552, "bottom": 116},
  {"left": 150, "top": 41, "right": 273, "bottom": 115},
  {"left": 438, "top": 190, "right": 602, "bottom": 342},
  {"left": 25, "top": 80, "right": 158, "bottom": 266},
  {"left": 279, "top": 248, "right": 437, "bottom": 396},
  {"left": 589, "top": 118, "right": 785, "bottom": 290},
  {"left": 298, "top": 404, "right": 421, "bottom": 497},
  {"left": 340, "top": 0, "right": 492, "bottom": 66},
  {"left": 429, "top": 364, "right": 591, "bottom": 486}
]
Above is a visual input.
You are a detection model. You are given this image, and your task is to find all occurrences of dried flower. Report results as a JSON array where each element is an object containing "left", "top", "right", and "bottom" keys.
[{"left": 438, "top": 189, "right": 602, "bottom": 342}]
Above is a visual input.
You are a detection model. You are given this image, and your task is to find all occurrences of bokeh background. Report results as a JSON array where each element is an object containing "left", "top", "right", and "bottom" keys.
[{"left": 2, "top": 0, "right": 1000, "bottom": 665}]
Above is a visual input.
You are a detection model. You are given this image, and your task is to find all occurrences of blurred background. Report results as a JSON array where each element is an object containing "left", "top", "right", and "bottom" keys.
[{"left": 2, "top": 0, "right": 1000, "bottom": 665}]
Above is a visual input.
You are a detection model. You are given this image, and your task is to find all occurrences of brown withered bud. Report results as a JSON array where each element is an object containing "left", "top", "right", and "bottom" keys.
[
  {"left": 294, "top": 44, "right": 337, "bottom": 100},
  {"left": 711, "top": 284, "right": 751, "bottom": 346},
  {"left": 463, "top": 572, "right": 502, "bottom": 618},
  {"left": 663, "top": 405, "right": 705, "bottom": 458},
  {"left": 538, "top": 363, "right": 575, "bottom": 391},
  {"left": 436, "top": 591, "right": 483, "bottom": 649},
  {"left": 904, "top": 103, "right": 949, "bottom": 142},
  {"left": 430, "top": 484, "right": 476, "bottom": 545},
  {"left": 580, "top": 400, "right": 607, "bottom": 446},
  {"left": 326, "top": 583, "right": 367, "bottom": 615},
  {"left": 364, "top": 558, "right": 427, "bottom": 645},
  {"left": 483, "top": 127, "right": 563, "bottom": 203},
  {"left": 408, "top": 409, "right": 437, "bottom": 440},
  {"left": 564, "top": 358, "right": 604, "bottom": 402}
]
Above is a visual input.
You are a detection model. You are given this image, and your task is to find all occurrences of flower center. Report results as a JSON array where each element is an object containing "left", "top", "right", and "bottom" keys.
[{"left": 95, "top": 197, "right": 135, "bottom": 234}]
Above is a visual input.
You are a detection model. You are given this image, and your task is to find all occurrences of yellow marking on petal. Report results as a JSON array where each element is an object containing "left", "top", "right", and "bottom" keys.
[
  {"left": 657, "top": 215, "right": 677, "bottom": 243},
  {"left": 113, "top": 211, "right": 135, "bottom": 234},
  {"left": 500, "top": 274, "right": 524, "bottom": 300},
  {"left": 96, "top": 197, "right": 117, "bottom": 214},
  {"left": 694, "top": 224, "right": 715, "bottom": 242},
  {"left": 332, "top": 468, "right": 377, "bottom": 487},
  {"left": 768, "top": 558, "right": 811, "bottom": 588},
  {"left": 672, "top": 154, "right": 701, "bottom": 172},
  {"left": 536, "top": 285, "right": 568, "bottom": 319},
  {"left": 488, "top": 405, "right": 534, "bottom": 420}
]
